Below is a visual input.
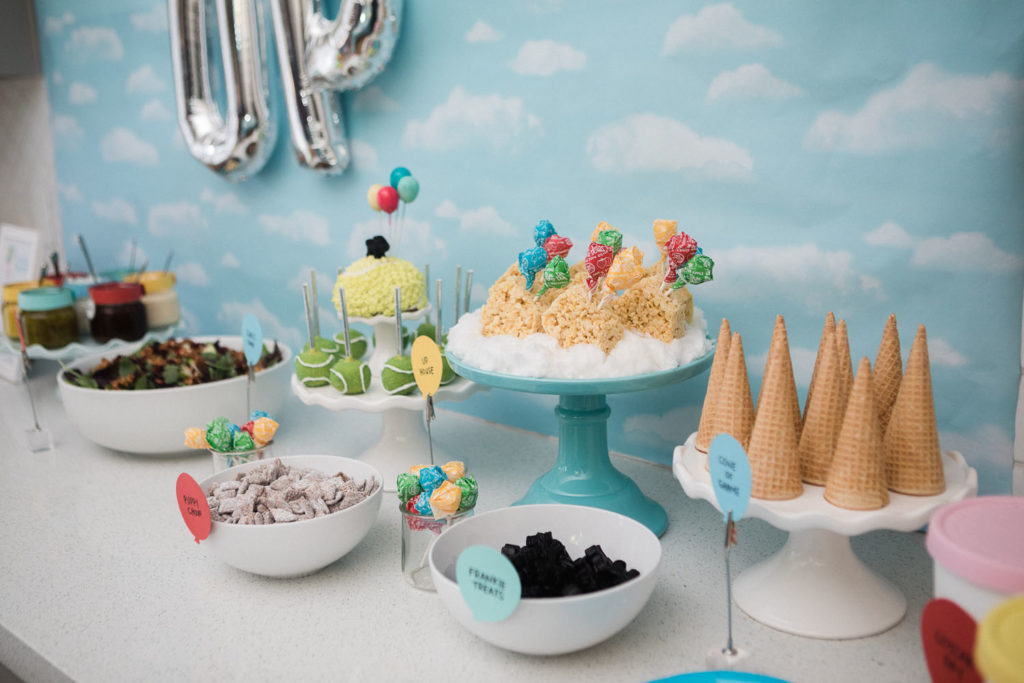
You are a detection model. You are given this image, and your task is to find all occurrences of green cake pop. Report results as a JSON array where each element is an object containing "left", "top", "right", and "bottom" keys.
[
  {"left": 295, "top": 284, "right": 331, "bottom": 387},
  {"left": 332, "top": 329, "right": 367, "bottom": 359},
  {"left": 381, "top": 287, "right": 416, "bottom": 395},
  {"left": 329, "top": 287, "right": 372, "bottom": 394}
]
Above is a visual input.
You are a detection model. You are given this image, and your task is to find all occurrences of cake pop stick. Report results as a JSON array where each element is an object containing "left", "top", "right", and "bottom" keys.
[
  {"left": 394, "top": 286, "right": 403, "bottom": 354},
  {"left": 423, "top": 264, "right": 430, "bottom": 305},
  {"left": 310, "top": 270, "right": 320, "bottom": 338},
  {"left": 435, "top": 279, "right": 443, "bottom": 343},
  {"left": 328, "top": 288, "right": 371, "bottom": 394},
  {"left": 303, "top": 285, "right": 315, "bottom": 348},
  {"left": 454, "top": 265, "right": 462, "bottom": 322},
  {"left": 75, "top": 233, "right": 97, "bottom": 281},
  {"left": 464, "top": 270, "right": 473, "bottom": 316},
  {"left": 381, "top": 287, "right": 416, "bottom": 395},
  {"left": 339, "top": 287, "right": 352, "bottom": 358}
]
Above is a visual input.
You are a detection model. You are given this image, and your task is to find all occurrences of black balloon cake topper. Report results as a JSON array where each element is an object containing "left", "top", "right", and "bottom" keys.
[{"left": 366, "top": 235, "right": 390, "bottom": 259}]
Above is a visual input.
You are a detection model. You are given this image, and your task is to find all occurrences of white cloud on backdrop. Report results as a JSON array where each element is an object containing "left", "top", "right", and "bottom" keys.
[
  {"left": 92, "top": 198, "right": 137, "bottom": 225},
  {"left": 434, "top": 200, "right": 515, "bottom": 236},
  {"left": 176, "top": 262, "right": 210, "bottom": 286},
  {"left": 928, "top": 338, "right": 969, "bottom": 367},
  {"left": 662, "top": 3, "right": 782, "bottom": 55},
  {"left": 747, "top": 345, "right": 819, "bottom": 389},
  {"left": 148, "top": 202, "right": 207, "bottom": 236},
  {"left": 509, "top": 40, "right": 586, "bottom": 76},
  {"left": 126, "top": 64, "right": 165, "bottom": 93},
  {"left": 699, "top": 243, "right": 885, "bottom": 305},
  {"left": 59, "top": 183, "right": 84, "bottom": 202},
  {"left": 346, "top": 218, "right": 444, "bottom": 261},
  {"left": 67, "top": 26, "right": 123, "bottom": 61},
  {"left": 68, "top": 82, "right": 97, "bottom": 105},
  {"left": 53, "top": 114, "right": 83, "bottom": 143},
  {"left": 130, "top": 4, "right": 168, "bottom": 32},
  {"left": 586, "top": 113, "right": 753, "bottom": 180},
  {"left": 260, "top": 211, "right": 330, "bottom": 246},
  {"left": 219, "top": 299, "right": 302, "bottom": 350},
  {"left": 623, "top": 405, "right": 702, "bottom": 447},
  {"left": 403, "top": 87, "right": 541, "bottom": 152},
  {"left": 350, "top": 139, "right": 379, "bottom": 169},
  {"left": 352, "top": 86, "right": 400, "bottom": 113},
  {"left": 465, "top": 20, "right": 501, "bottom": 43},
  {"left": 806, "top": 62, "right": 1024, "bottom": 153},
  {"left": 222, "top": 253, "right": 241, "bottom": 268},
  {"left": 100, "top": 128, "right": 159, "bottom": 165},
  {"left": 140, "top": 99, "right": 172, "bottom": 121},
  {"left": 707, "top": 63, "right": 802, "bottom": 101},
  {"left": 940, "top": 424, "right": 1014, "bottom": 479},
  {"left": 45, "top": 12, "right": 74, "bottom": 34},
  {"left": 199, "top": 188, "right": 248, "bottom": 214},
  {"left": 864, "top": 222, "right": 1022, "bottom": 272}
]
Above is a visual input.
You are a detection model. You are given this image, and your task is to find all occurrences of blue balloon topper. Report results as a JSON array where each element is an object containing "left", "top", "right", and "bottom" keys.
[
  {"left": 396, "top": 175, "right": 420, "bottom": 203},
  {"left": 456, "top": 545, "right": 522, "bottom": 622},
  {"left": 708, "top": 434, "right": 752, "bottom": 522},
  {"left": 241, "top": 314, "right": 263, "bottom": 366},
  {"left": 390, "top": 166, "right": 411, "bottom": 189}
]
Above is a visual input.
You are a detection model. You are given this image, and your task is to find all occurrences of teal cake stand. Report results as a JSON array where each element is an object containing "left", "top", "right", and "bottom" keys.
[{"left": 447, "top": 349, "right": 714, "bottom": 537}]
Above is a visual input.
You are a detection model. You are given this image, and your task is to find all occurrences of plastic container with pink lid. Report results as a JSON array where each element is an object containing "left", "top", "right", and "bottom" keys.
[{"left": 925, "top": 496, "right": 1024, "bottom": 621}]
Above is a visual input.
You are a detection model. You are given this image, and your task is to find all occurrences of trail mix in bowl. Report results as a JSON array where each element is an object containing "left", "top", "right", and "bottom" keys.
[{"left": 62, "top": 338, "right": 283, "bottom": 390}]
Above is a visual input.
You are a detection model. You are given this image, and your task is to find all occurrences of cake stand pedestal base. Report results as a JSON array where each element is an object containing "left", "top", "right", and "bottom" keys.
[
  {"left": 361, "top": 407, "right": 454, "bottom": 493},
  {"left": 733, "top": 528, "right": 906, "bottom": 639},
  {"left": 513, "top": 394, "right": 667, "bottom": 536}
]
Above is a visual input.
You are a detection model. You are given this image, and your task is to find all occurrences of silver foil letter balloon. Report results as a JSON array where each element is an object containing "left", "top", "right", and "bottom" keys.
[
  {"left": 270, "top": 0, "right": 402, "bottom": 175},
  {"left": 168, "top": 0, "right": 276, "bottom": 181}
]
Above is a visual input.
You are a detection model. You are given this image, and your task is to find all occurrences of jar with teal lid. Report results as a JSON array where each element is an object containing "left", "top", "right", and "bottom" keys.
[{"left": 17, "top": 287, "right": 78, "bottom": 349}]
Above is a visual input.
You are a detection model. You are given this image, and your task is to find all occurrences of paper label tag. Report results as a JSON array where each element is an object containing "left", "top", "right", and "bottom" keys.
[
  {"left": 176, "top": 473, "right": 211, "bottom": 544},
  {"left": 241, "top": 314, "right": 263, "bottom": 366},
  {"left": 708, "top": 434, "right": 752, "bottom": 522},
  {"left": 411, "top": 335, "right": 442, "bottom": 397},
  {"left": 921, "top": 598, "right": 981, "bottom": 683},
  {"left": 456, "top": 545, "right": 522, "bottom": 622}
]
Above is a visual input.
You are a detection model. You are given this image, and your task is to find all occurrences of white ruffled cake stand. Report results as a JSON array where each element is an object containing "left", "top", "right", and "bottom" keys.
[
  {"left": 673, "top": 432, "right": 977, "bottom": 639},
  {"left": 291, "top": 305, "right": 480, "bottom": 492}
]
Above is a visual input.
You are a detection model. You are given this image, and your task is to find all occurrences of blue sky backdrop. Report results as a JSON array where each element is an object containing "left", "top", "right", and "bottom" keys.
[{"left": 35, "top": 0, "right": 1024, "bottom": 494}]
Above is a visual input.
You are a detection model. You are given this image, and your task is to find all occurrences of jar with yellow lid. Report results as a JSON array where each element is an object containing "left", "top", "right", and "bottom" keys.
[
  {"left": 126, "top": 271, "right": 179, "bottom": 328},
  {"left": 17, "top": 286, "right": 78, "bottom": 349},
  {"left": 3, "top": 281, "right": 39, "bottom": 339},
  {"left": 975, "top": 594, "right": 1024, "bottom": 683}
]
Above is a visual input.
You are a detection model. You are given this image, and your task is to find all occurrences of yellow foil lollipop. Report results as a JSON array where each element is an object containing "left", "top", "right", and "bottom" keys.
[
  {"left": 653, "top": 219, "right": 678, "bottom": 262},
  {"left": 441, "top": 460, "right": 466, "bottom": 482},
  {"left": 605, "top": 246, "right": 645, "bottom": 294},
  {"left": 184, "top": 427, "right": 209, "bottom": 449},
  {"left": 429, "top": 480, "right": 463, "bottom": 518},
  {"left": 250, "top": 417, "right": 279, "bottom": 447}
]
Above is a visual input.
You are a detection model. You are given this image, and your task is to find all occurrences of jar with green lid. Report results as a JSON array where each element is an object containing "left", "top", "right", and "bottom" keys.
[
  {"left": 3, "top": 281, "right": 39, "bottom": 340},
  {"left": 17, "top": 286, "right": 78, "bottom": 349}
]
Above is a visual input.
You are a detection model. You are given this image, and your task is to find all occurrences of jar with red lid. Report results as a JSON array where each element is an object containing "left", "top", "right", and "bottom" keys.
[{"left": 89, "top": 282, "right": 148, "bottom": 343}]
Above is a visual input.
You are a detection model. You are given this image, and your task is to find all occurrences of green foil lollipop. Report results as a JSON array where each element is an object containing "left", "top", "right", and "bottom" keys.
[
  {"left": 455, "top": 474, "right": 478, "bottom": 511},
  {"left": 232, "top": 431, "right": 256, "bottom": 452},
  {"left": 396, "top": 472, "right": 423, "bottom": 503},
  {"left": 536, "top": 256, "right": 571, "bottom": 298},
  {"left": 597, "top": 229, "right": 623, "bottom": 254},
  {"left": 673, "top": 254, "right": 715, "bottom": 289},
  {"left": 205, "top": 421, "right": 233, "bottom": 452}
]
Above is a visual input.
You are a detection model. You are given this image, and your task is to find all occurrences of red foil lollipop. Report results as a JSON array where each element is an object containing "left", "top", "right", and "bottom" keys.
[
  {"left": 663, "top": 232, "right": 698, "bottom": 284},
  {"left": 542, "top": 235, "right": 573, "bottom": 262},
  {"left": 585, "top": 242, "right": 615, "bottom": 291}
]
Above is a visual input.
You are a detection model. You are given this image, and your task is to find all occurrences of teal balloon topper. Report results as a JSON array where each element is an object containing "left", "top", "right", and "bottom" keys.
[
  {"left": 241, "top": 314, "right": 263, "bottom": 366},
  {"left": 456, "top": 545, "right": 522, "bottom": 622},
  {"left": 708, "top": 434, "right": 752, "bottom": 522}
]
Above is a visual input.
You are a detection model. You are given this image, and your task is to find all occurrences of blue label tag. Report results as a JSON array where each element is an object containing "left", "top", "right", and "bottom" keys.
[
  {"left": 708, "top": 434, "right": 752, "bottom": 522},
  {"left": 241, "top": 314, "right": 263, "bottom": 366},
  {"left": 456, "top": 546, "right": 521, "bottom": 622}
]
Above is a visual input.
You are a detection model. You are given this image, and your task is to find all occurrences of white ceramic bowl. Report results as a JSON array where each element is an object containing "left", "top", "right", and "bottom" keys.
[
  {"left": 429, "top": 504, "right": 662, "bottom": 655},
  {"left": 198, "top": 455, "right": 382, "bottom": 578},
  {"left": 58, "top": 335, "right": 292, "bottom": 454}
]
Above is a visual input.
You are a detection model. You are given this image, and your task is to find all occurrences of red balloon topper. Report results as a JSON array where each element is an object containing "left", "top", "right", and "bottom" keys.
[
  {"left": 921, "top": 598, "right": 982, "bottom": 683},
  {"left": 176, "top": 473, "right": 211, "bottom": 544},
  {"left": 377, "top": 185, "right": 400, "bottom": 214}
]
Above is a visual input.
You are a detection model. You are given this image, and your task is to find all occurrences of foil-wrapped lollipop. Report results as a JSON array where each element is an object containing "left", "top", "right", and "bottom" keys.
[
  {"left": 534, "top": 219, "right": 556, "bottom": 247},
  {"left": 590, "top": 221, "right": 615, "bottom": 243},
  {"left": 653, "top": 219, "right": 678, "bottom": 262},
  {"left": 604, "top": 246, "right": 645, "bottom": 294},
  {"left": 518, "top": 246, "right": 549, "bottom": 289},
  {"left": 584, "top": 242, "right": 616, "bottom": 291},
  {"left": 536, "top": 255, "right": 571, "bottom": 298},
  {"left": 596, "top": 228, "right": 623, "bottom": 255},
  {"left": 542, "top": 234, "right": 573, "bottom": 261},
  {"left": 672, "top": 253, "right": 715, "bottom": 288},
  {"left": 662, "top": 232, "right": 699, "bottom": 285}
]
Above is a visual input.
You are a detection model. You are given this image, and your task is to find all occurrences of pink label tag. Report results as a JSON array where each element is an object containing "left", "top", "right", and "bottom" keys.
[
  {"left": 921, "top": 598, "right": 981, "bottom": 683},
  {"left": 176, "top": 473, "right": 211, "bottom": 544}
]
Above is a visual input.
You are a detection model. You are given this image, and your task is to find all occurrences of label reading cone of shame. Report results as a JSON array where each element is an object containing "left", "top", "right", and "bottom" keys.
[
  {"left": 242, "top": 314, "right": 263, "bottom": 366},
  {"left": 456, "top": 545, "right": 521, "bottom": 622},
  {"left": 921, "top": 598, "right": 981, "bottom": 683},
  {"left": 411, "top": 335, "right": 442, "bottom": 397},
  {"left": 708, "top": 434, "right": 752, "bottom": 522},
  {"left": 176, "top": 473, "right": 211, "bottom": 544}
]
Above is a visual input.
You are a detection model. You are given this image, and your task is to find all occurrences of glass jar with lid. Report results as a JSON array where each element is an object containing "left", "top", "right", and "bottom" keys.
[
  {"left": 89, "top": 282, "right": 148, "bottom": 344},
  {"left": 126, "top": 271, "right": 179, "bottom": 328},
  {"left": 3, "top": 281, "right": 40, "bottom": 340},
  {"left": 16, "top": 286, "right": 79, "bottom": 349}
]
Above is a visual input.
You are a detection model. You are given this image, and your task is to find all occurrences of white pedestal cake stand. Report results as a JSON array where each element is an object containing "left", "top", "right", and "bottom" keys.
[
  {"left": 673, "top": 432, "right": 977, "bottom": 639},
  {"left": 291, "top": 305, "right": 480, "bottom": 492}
]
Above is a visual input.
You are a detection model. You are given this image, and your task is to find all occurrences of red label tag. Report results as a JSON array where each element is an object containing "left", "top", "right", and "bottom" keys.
[
  {"left": 921, "top": 598, "right": 981, "bottom": 683},
  {"left": 176, "top": 473, "right": 211, "bottom": 544}
]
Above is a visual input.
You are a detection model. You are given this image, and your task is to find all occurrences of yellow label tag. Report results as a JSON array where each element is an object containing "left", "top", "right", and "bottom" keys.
[{"left": 411, "top": 335, "right": 442, "bottom": 397}]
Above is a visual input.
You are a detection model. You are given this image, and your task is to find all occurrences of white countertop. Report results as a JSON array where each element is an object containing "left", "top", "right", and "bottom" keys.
[{"left": 0, "top": 362, "right": 932, "bottom": 682}]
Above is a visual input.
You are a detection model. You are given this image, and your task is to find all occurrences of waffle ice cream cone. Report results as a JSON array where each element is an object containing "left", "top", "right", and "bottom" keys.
[
  {"left": 836, "top": 319, "right": 854, "bottom": 417},
  {"left": 798, "top": 327, "right": 844, "bottom": 485},
  {"left": 825, "top": 357, "right": 888, "bottom": 510},
  {"left": 756, "top": 314, "right": 803, "bottom": 444},
  {"left": 748, "top": 317, "right": 802, "bottom": 500},
  {"left": 696, "top": 318, "right": 731, "bottom": 453},
  {"left": 883, "top": 325, "right": 944, "bottom": 495},
  {"left": 710, "top": 332, "right": 755, "bottom": 451},
  {"left": 874, "top": 314, "right": 902, "bottom": 436},
  {"left": 804, "top": 312, "right": 837, "bottom": 421}
]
